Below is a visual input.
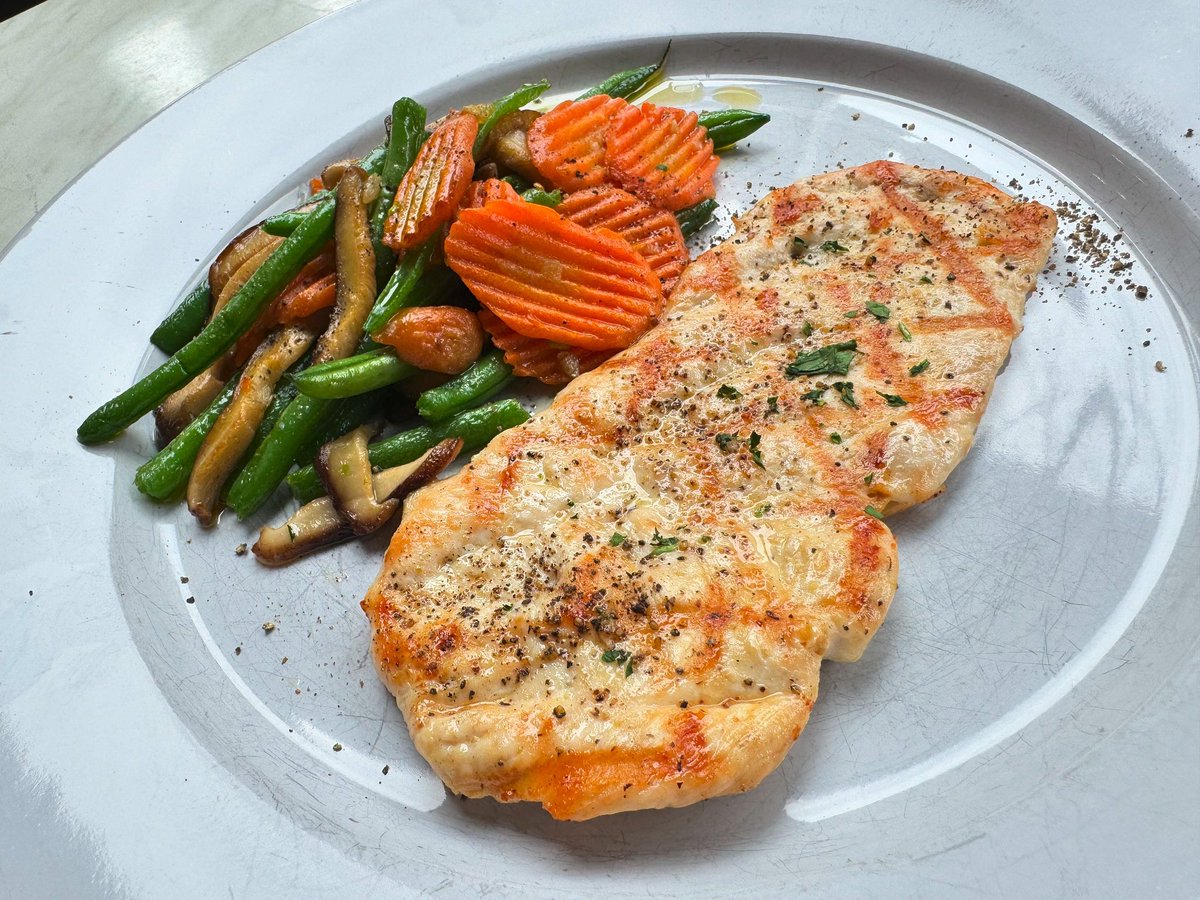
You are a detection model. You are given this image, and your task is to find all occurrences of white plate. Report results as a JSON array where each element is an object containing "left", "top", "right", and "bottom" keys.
[{"left": 2, "top": 2, "right": 1198, "bottom": 896}]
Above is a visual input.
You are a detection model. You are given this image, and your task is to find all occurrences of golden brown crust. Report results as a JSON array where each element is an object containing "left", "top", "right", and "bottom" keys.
[{"left": 362, "top": 161, "right": 1056, "bottom": 820}]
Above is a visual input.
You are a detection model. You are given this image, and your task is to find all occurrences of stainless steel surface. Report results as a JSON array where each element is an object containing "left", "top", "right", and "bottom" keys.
[{"left": 1, "top": 2, "right": 1196, "bottom": 896}]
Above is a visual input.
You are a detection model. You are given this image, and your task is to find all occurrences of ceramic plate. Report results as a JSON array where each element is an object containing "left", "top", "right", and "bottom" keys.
[{"left": 2, "top": 2, "right": 1197, "bottom": 896}]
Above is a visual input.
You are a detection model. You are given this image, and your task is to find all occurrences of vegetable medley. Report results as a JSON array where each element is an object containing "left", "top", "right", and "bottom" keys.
[{"left": 75, "top": 54, "right": 770, "bottom": 563}]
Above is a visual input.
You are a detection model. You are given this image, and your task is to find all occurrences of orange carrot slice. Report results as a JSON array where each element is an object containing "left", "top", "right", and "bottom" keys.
[
  {"left": 460, "top": 177, "right": 522, "bottom": 210},
  {"left": 384, "top": 112, "right": 477, "bottom": 252},
  {"left": 445, "top": 200, "right": 662, "bottom": 351},
  {"left": 478, "top": 309, "right": 612, "bottom": 385},
  {"left": 527, "top": 95, "right": 628, "bottom": 191},
  {"left": 557, "top": 186, "right": 689, "bottom": 294},
  {"left": 604, "top": 102, "right": 718, "bottom": 211},
  {"left": 309, "top": 177, "right": 325, "bottom": 194},
  {"left": 275, "top": 273, "right": 337, "bottom": 322}
]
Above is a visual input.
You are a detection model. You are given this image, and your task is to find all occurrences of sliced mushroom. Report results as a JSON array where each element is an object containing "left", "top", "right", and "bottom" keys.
[
  {"left": 484, "top": 109, "right": 541, "bottom": 182},
  {"left": 313, "top": 166, "right": 377, "bottom": 364},
  {"left": 374, "top": 438, "right": 463, "bottom": 501},
  {"left": 320, "top": 156, "right": 358, "bottom": 189},
  {"left": 316, "top": 425, "right": 394, "bottom": 534},
  {"left": 187, "top": 324, "right": 316, "bottom": 526},
  {"left": 252, "top": 497, "right": 354, "bottom": 566},
  {"left": 252, "top": 438, "right": 462, "bottom": 565},
  {"left": 213, "top": 238, "right": 282, "bottom": 312},
  {"left": 154, "top": 369, "right": 227, "bottom": 446},
  {"left": 209, "top": 225, "right": 280, "bottom": 299}
]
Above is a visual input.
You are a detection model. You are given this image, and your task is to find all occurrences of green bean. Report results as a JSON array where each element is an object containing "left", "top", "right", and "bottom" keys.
[
  {"left": 676, "top": 199, "right": 719, "bottom": 238},
  {"left": 369, "top": 188, "right": 397, "bottom": 288},
  {"left": 292, "top": 389, "right": 385, "bottom": 468},
  {"left": 577, "top": 45, "right": 669, "bottom": 101},
  {"left": 417, "top": 351, "right": 513, "bottom": 422},
  {"left": 363, "top": 239, "right": 437, "bottom": 335},
  {"left": 150, "top": 281, "right": 211, "bottom": 355},
  {"left": 474, "top": 80, "right": 551, "bottom": 158},
  {"left": 288, "top": 398, "right": 530, "bottom": 503},
  {"left": 133, "top": 376, "right": 238, "bottom": 502},
  {"left": 262, "top": 195, "right": 329, "bottom": 236},
  {"left": 521, "top": 187, "right": 562, "bottom": 207},
  {"left": 225, "top": 393, "right": 332, "bottom": 517},
  {"left": 500, "top": 174, "right": 533, "bottom": 193},
  {"left": 383, "top": 98, "right": 428, "bottom": 188},
  {"left": 697, "top": 109, "right": 771, "bottom": 150},
  {"left": 77, "top": 197, "right": 337, "bottom": 445},
  {"left": 294, "top": 348, "right": 415, "bottom": 400}
]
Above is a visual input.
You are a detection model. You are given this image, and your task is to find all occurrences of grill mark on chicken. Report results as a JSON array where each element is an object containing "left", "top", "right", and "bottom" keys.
[{"left": 363, "top": 161, "right": 1056, "bottom": 820}]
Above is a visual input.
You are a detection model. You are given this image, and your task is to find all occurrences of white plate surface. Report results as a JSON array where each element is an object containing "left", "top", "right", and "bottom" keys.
[{"left": 2, "top": 2, "right": 1198, "bottom": 897}]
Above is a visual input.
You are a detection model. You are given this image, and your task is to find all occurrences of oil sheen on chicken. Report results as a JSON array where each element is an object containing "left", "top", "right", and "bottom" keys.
[{"left": 362, "top": 161, "right": 1057, "bottom": 820}]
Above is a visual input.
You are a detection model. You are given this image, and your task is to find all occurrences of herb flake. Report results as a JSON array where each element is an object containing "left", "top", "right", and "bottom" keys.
[
  {"left": 609, "top": 532, "right": 627, "bottom": 547},
  {"left": 716, "top": 384, "right": 742, "bottom": 400},
  {"left": 785, "top": 340, "right": 858, "bottom": 378},
  {"left": 898, "top": 321, "right": 913, "bottom": 342},
  {"left": 748, "top": 431, "right": 765, "bottom": 469},
  {"left": 865, "top": 506, "right": 885, "bottom": 520},
  {"left": 909, "top": 359, "right": 930, "bottom": 376},
  {"left": 832, "top": 380, "right": 858, "bottom": 408},
  {"left": 865, "top": 300, "right": 891, "bottom": 321},
  {"left": 821, "top": 240, "right": 849, "bottom": 253},
  {"left": 876, "top": 391, "right": 908, "bottom": 407},
  {"left": 649, "top": 530, "right": 679, "bottom": 557}
]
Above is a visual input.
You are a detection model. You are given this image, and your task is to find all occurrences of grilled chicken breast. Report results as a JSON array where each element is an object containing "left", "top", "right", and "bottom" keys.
[{"left": 363, "top": 161, "right": 1057, "bottom": 820}]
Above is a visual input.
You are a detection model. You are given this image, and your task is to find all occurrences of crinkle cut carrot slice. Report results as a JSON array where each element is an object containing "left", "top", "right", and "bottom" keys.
[
  {"left": 445, "top": 200, "right": 661, "bottom": 352},
  {"left": 384, "top": 112, "right": 477, "bottom": 252},
  {"left": 527, "top": 94, "right": 628, "bottom": 191},
  {"left": 557, "top": 186, "right": 688, "bottom": 294},
  {"left": 604, "top": 102, "right": 719, "bottom": 211},
  {"left": 478, "top": 308, "right": 612, "bottom": 385},
  {"left": 459, "top": 178, "right": 522, "bottom": 210}
]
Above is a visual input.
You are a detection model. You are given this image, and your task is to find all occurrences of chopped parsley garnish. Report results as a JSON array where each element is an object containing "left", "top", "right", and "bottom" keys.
[
  {"left": 865, "top": 506, "right": 885, "bottom": 520},
  {"left": 523, "top": 188, "right": 563, "bottom": 207},
  {"left": 909, "top": 358, "right": 930, "bottom": 376},
  {"left": 844, "top": 310, "right": 860, "bottom": 318},
  {"left": 649, "top": 530, "right": 679, "bottom": 557},
  {"left": 785, "top": 340, "right": 858, "bottom": 378},
  {"left": 821, "top": 240, "right": 849, "bottom": 253},
  {"left": 876, "top": 391, "right": 908, "bottom": 407},
  {"left": 717, "top": 384, "right": 742, "bottom": 400},
  {"left": 919, "top": 275, "right": 934, "bottom": 284},
  {"left": 898, "top": 321, "right": 913, "bottom": 342},
  {"left": 865, "top": 300, "right": 891, "bottom": 321},
  {"left": 800, "top": 321, "right": 815, "bottom": 337},
  {"left": 609, "top": 532, "right": 627, "bottom": 547},
  {"left": 830, "top": 432, "right": 843, "bottom": 444},
  {"left": 766, "top": 395, "right": 780, "bottom": 414},
  {"left": 754, "top": 503, "right": 772, "bottom": 518},
  {"left": 832, "top": 380, "right": 858, "bottom": 408},
  {"left": 601, "top": 647, "right": 635, "bottom": 676},
  {"left": 799, "top": 388, "right": 827, "bottom": 406},
  {"left": 748, "top": 431, "right": 765, "bottom": 469},
  {"left": 789, "top": 237, "right": 809, "bottom": 258},
  {"left": 655, "top": 163, "right": 669, "bottom": 171},
  {"left": 864, "top": 473, "right": 874, "bottom": 484},
  {"left": 716, "top": 432, "right": 738, "bottom": 452}
]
